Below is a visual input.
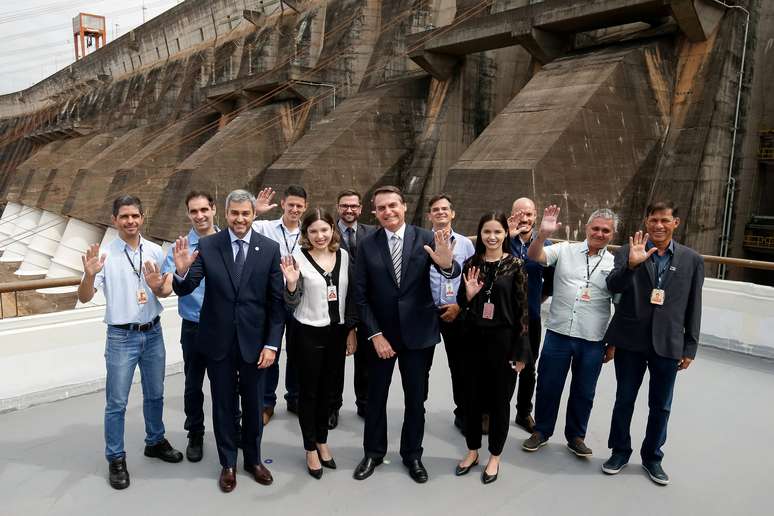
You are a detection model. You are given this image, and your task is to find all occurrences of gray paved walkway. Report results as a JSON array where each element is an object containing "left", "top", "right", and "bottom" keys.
[{"left": 1, "top": 346, "right": 772, "bottom": 515}]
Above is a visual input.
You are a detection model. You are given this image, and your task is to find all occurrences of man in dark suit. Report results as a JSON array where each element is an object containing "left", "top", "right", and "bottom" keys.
[
  {"left": 331, "top": 189, "right": 375, "bottom": 427},
  {"left": 172, "top": 189, "right": 285, "bottom": 493},
  {"left": 602, "top": 201, "right": 704, "bottom": 486},
  {"left": 352, "top": 185, "right": 459, "bottom": 484}
]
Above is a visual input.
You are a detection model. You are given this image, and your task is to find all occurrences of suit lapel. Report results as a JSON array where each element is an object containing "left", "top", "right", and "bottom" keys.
[
  {"left": 376, "top": 228, "right": 399, "bottom": 288},
  {"left": 659, "top": 242, "right": 683, "bottom": 291},
  {"left": 400, "top": 225, "right": 415, "bottom": 291},
  {"left": 218, "top": 230, "right": 239, "bottom": 292},
  {"left": 237, "top": 232, "right": 262, "bottom": 293}
]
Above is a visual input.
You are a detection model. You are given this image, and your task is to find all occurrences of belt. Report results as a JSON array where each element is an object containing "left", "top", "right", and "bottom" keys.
[{"left": 110, "top": 316, "right": 161, "bottom": 332}]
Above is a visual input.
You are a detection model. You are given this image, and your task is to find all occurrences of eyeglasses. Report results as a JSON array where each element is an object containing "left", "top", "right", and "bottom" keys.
[{"left": 338, "top": 204, "right": 361, "bottom": 210}]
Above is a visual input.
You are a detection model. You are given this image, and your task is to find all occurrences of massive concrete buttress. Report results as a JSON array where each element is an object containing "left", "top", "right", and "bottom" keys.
[{"left": 0, "top": 0, "right": 772, "bottom": 318}]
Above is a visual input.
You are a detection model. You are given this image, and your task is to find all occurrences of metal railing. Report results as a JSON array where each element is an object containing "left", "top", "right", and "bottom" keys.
[{"left": 0, "top": 276, "right": 80, "bottom": 319}]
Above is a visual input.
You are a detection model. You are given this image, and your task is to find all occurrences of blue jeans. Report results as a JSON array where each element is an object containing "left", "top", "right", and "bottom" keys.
[
  {"left": 534, "top": 330, "right": 604, "bottom": 441},
  {"left": 104, "top": 324, "right": 166, "bottom": 461},
  {"left": 608, "top": 346, "right": 679, "bottom": 464}
]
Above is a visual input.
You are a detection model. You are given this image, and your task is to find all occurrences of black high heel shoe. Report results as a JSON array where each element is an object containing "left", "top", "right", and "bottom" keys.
[
  {"left": 306, "top": 452, "right": 323, "bottom": 479},
  {"left": 481, "top": 463, "right": 499, "bottom": 484},
  {"left": 455, "top": 453, "right": 479, "bottom": 476},
  {"left": 317, "top": 449, "right": 337, "bottom": 469}
]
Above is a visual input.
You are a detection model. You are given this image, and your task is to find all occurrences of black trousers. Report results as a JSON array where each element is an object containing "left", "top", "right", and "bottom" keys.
[
  {"left": 441, "top": 318, "right": 466, "bottom": 418},
  {"left": 330, "top": 325, "right": 373, "bottom": 413},
  {"left": 296, "top": 323, "right": 347, "bottom": 451},
  {"left": 207, "top": 340, "right": 265, "bottom": 468},
  {"left": 364, "top": 344, "right": 435, "bottom": 462},
  {"left": 514, "top": 317, "right": 542, "bottom": 416},
  {"left": 180, "top": 320, "right": 207, "bottom": 435},
  {"left": 463, "top": 326, "right": 517, "bottom": 456}
]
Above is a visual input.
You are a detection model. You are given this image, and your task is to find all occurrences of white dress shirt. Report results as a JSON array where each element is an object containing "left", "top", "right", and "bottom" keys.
[{"left": 252, "top": 218, "right": 302, "bottom": 259}]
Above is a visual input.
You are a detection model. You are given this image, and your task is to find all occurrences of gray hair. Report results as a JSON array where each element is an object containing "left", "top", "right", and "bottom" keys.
[
  {"left": 225, "top": 189, "right": 256, "bottom": 211},
  {"left": 587, "top": 208, "right": 619, "bottom": 232}
]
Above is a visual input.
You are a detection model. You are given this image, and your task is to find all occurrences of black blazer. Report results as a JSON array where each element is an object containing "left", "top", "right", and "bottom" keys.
[
  {"left": 354, "top": 224, "right": 461, "bottom": 351},
  {"left": 338, "top": 221, "right": 374, "bottom": 258},
  {"left": 604, "top": 242, "right": 704, "bottom": 360},
  {"left": 172, "top": 229, "right": 286, "bottom": 363}
]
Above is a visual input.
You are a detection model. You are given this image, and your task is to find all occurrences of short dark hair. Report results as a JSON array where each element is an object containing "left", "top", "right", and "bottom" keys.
[
  {"left": 300, "top": 208, "right": 340, "bottom": 252},
  {"left": 372, "top": 185, "right": 405, "bottom": 203},
  {"left": 283, "top": 185, "right": 307, "bottom": 200},
  {"left": 185, "top": 190, "right": 214, "bottom": 208},
  {"left": 336, "top": 189, "right": 362, "bottom": 204},
  {"left": 646, "top": 201, "right": 678, "bottom": 218},
  {"left": 428, "top": 193, "right": 453, "bottom": 211},
  {"left": 112, "top": 195, "right": 143, "bottom": 217}
]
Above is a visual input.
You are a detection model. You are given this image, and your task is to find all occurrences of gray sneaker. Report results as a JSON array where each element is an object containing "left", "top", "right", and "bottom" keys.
[
  {"left": 522, "top": 432, "right": 548, "bottom": 452},
  {"left": 566, "top": 437, "right": 593, "bottom": 457}
]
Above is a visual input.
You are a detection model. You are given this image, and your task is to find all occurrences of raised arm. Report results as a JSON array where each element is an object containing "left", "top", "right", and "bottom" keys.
[
  {"left": 77, "top": 244, "right": 105, "bottom": 303},
  {"left": 527, "top": 205, "right": 562, "bottom": 265}
]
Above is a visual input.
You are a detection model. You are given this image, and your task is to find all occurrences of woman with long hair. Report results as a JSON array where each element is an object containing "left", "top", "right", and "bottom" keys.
[
  {"left": 454, "top": 211, "right": 531, "bottom": 484},
  {"left": 281, "top": 208, "right": 357, "bottom": 479}
]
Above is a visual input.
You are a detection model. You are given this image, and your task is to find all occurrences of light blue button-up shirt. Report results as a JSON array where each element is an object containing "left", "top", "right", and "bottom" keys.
[
  {"left": 92, "top": 235, "right": 164, "bottom": 325},
  {"left": 162, "top": 227, "right": 215, "bottom": 323},
  {"left": 429, "top": 230, "right": 475, "bottom": 307}
]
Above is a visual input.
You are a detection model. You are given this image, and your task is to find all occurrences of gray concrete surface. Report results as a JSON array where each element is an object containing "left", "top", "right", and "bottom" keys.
[{"left": 1, "top": 345, "right": 772, "bottom": 516}]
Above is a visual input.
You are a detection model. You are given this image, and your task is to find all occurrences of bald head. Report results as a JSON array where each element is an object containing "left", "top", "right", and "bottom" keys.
[{"left": 510, "top": 197, "right": 537, "bottom": 239}]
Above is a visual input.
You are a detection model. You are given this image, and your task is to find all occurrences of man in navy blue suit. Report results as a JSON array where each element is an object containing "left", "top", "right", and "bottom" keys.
[
  {"left": 352, "top": 185, "right": 460, "bottom": 484},
  {"left": 172, "top": 189, "right": 285, "bottom": 493}
]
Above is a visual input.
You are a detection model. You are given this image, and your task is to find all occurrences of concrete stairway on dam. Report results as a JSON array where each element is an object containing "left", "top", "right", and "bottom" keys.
[
  {"left": 145, "top": 103, "right": 298, "bottom": 240},
  {"left": 259, "top": 77, "right": 429, "bottom": 216},
  {"left": 444, "top": 41, "right": 674, "bottom": 237}
]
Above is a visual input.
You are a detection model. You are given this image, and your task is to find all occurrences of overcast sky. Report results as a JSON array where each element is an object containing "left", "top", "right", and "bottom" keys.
[{"left": 0, "top": 0, "right": 181, "bottom": 95}]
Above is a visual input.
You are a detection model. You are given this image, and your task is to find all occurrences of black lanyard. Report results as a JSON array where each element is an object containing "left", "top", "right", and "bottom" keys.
[
  {"left": 651, "top": 253, "right": 673, "bottom": 288},
  {"left": 483, "top": 256, "right": 504, "bottom": 301},
  {"left": 280, "top": 225, "right": 300, "bottom": 256},
  {"left": 302, "top": 249, "right": 342, "bottom": 324},
  {"left": 124, "top": 245, "right": 142, "bottom": 285},
  {"left": 585, "top": 249, "right": 604, "bottom": 287}
]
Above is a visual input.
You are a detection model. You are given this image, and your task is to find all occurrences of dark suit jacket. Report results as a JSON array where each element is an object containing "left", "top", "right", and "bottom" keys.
[
  {"left": 354, "top": 224, "right": 461, "bottom": 351},
  {"left": 338, "top": 221, "right": 374, "bottom": 258},
  {"left": 172, "top": 229, "right": 285, "bottom": 363},
  {"left": 604, "top": 241, "right": 704, "bottom": 360}
]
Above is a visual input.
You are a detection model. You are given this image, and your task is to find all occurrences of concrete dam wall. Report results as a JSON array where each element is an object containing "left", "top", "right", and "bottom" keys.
[{"left": 1, "top": 0, "right": 773, "bottom": 315}]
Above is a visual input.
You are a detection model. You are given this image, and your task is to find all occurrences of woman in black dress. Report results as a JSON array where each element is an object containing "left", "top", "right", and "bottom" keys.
[{"left": 455, "top": 211, "right": 531, "bottom": 484}]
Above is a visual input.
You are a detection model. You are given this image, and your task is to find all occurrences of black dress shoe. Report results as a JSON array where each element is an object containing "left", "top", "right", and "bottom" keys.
[
  {"left": 287, "top": 399, "right": 299, "bottom": 415},
  {"left": 244, "top": 463, "right": 273, "bottom": 485},
  {"left": 514, "top": 413, "right": 536, "bottom": 434},
  {"left": 353, "top": 456, "right": 382, "bottom": 480},
  {"left": 404, "top": 459, "right": 428, "bottom": 484},
  {"left": 481, "top": 464, "right": 499, "bottom": 485},
  {"left": 108, "top": 458, "right": 130, "bottom": 490},
  {"left": 454, "top": 454, "right": 479, "bottom": 476},
  {"left": 144, "top": 438, "right": 184, "bottom": 463},
  {"left": 219, "top": 467, "right": 236, "bottom": 493},
  {"left": 356, "top": 404, "right": 367, "bottom": 419},
  {"left": 307, "top": 466, "right": 323, "bottom": 479},
  {"left": 327, "top": 409, "right": 339, "bottom": 430},
  {"left": 317, "top": 449, "right": 337, "bottom": 469},
  {"left": 186, "top": 433, "right": 204, "bottom": 462}
]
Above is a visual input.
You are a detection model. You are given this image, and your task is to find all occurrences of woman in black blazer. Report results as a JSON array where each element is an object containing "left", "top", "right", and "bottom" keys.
[
  {"left": 455, "top": 211, "right": 531, "bottom": 484},
  {"left": 281, "top": 208, "right": 357, "bottom": 479}
]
